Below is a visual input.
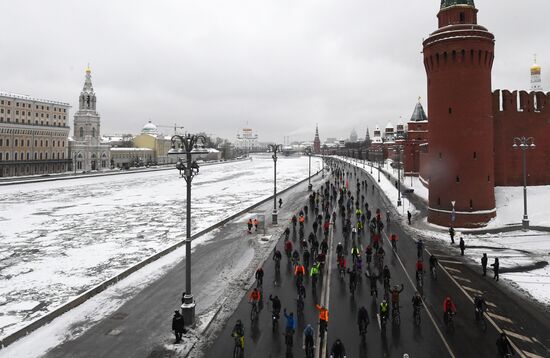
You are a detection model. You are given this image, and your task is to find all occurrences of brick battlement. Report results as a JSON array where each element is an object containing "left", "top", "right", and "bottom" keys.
[{"left": 493, "top": 89, "right": 550, "bottom": 114}]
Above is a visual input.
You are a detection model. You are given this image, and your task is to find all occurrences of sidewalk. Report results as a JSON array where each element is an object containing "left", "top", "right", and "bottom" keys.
[{"left": 1, "top": 170, "right": 325, "bottom": 358}]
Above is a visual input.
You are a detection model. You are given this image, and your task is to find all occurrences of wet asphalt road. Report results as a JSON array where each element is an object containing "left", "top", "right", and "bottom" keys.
[{"left": 203, "top": 161, "right": 550, "bottom": 358}]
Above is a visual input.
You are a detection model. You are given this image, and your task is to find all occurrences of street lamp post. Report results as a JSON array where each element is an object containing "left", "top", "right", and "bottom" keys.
[
  {"left": 377, "top": 149, "right": 381, "bottom": 183},
  {"left": 394, "top": 145, "right": 403, "bottom": 207},
  {"left": 268, "top": 144, "right": 283, "bottom": 224},
  {"left": 169, "top": 133, "right": 208, "bottom": 326},
  {"left": 305, "top": 147, "right": 313, "bottom": 191},
  {"left": 321, "top": 147, "right": 325, "bottom": 179},
  {"left": 513, "top": 137, "right": 535, "bottom": 229}
]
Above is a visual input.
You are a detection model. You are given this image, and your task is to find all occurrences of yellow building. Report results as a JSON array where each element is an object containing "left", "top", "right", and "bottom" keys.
[{"left": 133, "top": 121, "right": 177, "bottom": 165}]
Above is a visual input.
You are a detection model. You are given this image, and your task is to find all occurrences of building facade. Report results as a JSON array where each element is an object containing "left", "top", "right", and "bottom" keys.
[
  {"left": 69, "top": 67, "right": 110, "bottom": 172},
  {"left": 0, "top": 92, "right": 71, "bottom": 177},
  {"left": 313, "top": 125, "right": 321, "bottom": 154},
  {"left": 133, "top": 121, "right": 178, "bottom": 165}
]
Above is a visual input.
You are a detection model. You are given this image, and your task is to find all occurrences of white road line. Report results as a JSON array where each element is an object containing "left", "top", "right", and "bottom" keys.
[
  {"left": 487, "top": 312, "right": 513, "bottom": 324},
  {"left": 444, "top": 266, "right": 461, "bottom": 273},
  {"left": 462, "top": 285, "right": 483, "bottom": 295},
  {"left": 522, "top": 350, "right": 545, "bottom": 358},
  {"left": 503, "top": 329, "right": 534, "bottom": 343},
  {"left": 438, "top": 259, "right": 463, "bottom": 265},
  {"left": 316, "top": 223, "right": 335, "bottom": 358},
  {"left": 426, "top": 247, "right": 527, "bottom": 358},
  {"left": 452, "top": 275, "right": 471, "bottom": 283},
  {"left": 485, "top": 300, "right": 497, "bottom": 308},
  {"left": 376, "top": 313, "right": 381, "bottom": 329},
  {"left": 382, "top": 232, "right": 456, "bottom": 358}
]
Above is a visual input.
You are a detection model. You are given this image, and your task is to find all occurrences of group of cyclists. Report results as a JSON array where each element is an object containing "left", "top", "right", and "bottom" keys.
[{"left": 229, "top": 159, "right": 514, "bottom": 358}]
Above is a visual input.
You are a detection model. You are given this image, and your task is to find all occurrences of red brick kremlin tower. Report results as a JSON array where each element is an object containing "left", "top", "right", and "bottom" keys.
[
  {"left": 423, "top": 0, "right": 496, "bottom": 227},
  {"left": 313, "top": 125, "right": 321, "bottom": 154}
]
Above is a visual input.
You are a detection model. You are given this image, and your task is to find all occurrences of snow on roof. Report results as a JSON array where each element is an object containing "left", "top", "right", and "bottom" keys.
[
  {"left": 110, "top": 147, "right": 153, "bottom": 152},
  {"left": 0, "top": 92, "right": 71, "bottom": 107}
]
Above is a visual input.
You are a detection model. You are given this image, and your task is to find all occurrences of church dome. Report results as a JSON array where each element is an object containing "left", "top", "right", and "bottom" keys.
[
  {"left": 142, "top": 121, "right": 158, "bottom": 134},
  {"left": 531, "top": 63, "right": 541, "bottom": 73}
]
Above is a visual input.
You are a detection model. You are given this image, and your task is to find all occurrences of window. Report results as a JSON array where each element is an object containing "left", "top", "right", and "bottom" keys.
[
  {"left": 448, "top": 107, "right": 452, "bottom": 114},
  {"left": 15, "top": 139, "right": 18, "bottom": 146},
  {"left": 0, "top": 139, "right": 2, "bottom": 146},
  {"left": 469, "top": 199, "right": 473, "bottom": 209},
  {"left": 34, "top": 152, "right": 37, "bottom": 160},
  {"left": 5, "top": 153, "right": 8, "bottom": 160},
  {"left": 473, "top": 151, "right": 477, "bottom": 159},
  {"left": 79, "top": 127, "right": 84, "bottom": 138},
  {"left": 438, "top": 197, "right": 441, "bottom": 205},
  {"left": 0, "top": 153, "right": 2, "bottom": 160},
  {"left": 92, "top": 127, "right": 96, "bottom": 137},
  {"left": 456, "top": 176, "right": 460, "bottom": 183},
  {"left": 488, "top": 176, "right": 491, "bottom": 182},
  {"left": 34, "top": 140, "right": 37, "bottom": 147},
  {"left": 459, "top": 12, "right": 465, "bottom": 23},
  {"left": 14, "top": 153, "right": 17, "bottom": 160},
  {"left": 438, "top": 152, "right": 442, "bottom": 159},
  {"left": 6, "top": 139, "right": 9, "bottom": 146},
  {"left": 27, "top": 152, "right": 30, "bottom": 160},
  {"left": 27, "top": 140, "right": 30, "bottom": 146}
]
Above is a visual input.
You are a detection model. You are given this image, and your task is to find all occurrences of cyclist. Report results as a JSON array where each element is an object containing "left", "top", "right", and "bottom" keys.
[
  {"left": 249, "top": 287, "right": 261, "bottom": 306},
  {"left": 365, "top": 270, "right": 380, "bottom": 298},
  {"left": 379, "top": 299, "right": 390, "bottom": 323},
  {"left": 496, "top": 332, "right": 515, "bottom": 357},
  {"left": 284, "top": 239, "right": 293, "bottom": 259},
  {"left": 284, "top": 227, "right": 290, "bottom": 240},
  {"left": 255, "top": 267, "right": 264, "bottom": 287},
  {"left": 247, "top": 218, "right": 253, "bottom": 233},
  {"left": 376, "top": 246, "right": 385, "bottom": 269},
  {"left": 273, "top": 249, "right": 282, "bottom": 265},
  {"left": 390, "top": 284, "right": 405, "bottom": 310},
  {"left": 330, "top": 339, "right": 346, "bottom": 358},
  {"left": 336, "top": 242, "right": 344, "bottom": 259},
  {"left": 474, "top": 295, "right": 487, "bottom": 321},
  {"left": 323, "top": 221, "right": 330, "bottom": 238},
  {"left": 291, "top": 215, "right": 298, "bottom": 229},
  {"left": 416, "top": 239, "right": 424, "bottom": 258},
  {"left": 269, "top": 294, "right": 281, "bottom": 320},
  {"left": 390, "top": 233, "right": 398, "bottom": 250},
  {"left": 365, "top": 245, "right": 373, "bottom": 265},
  {"left": 347, "top": 268, "right": 359, "bottom": 294},
  {"left": 351, "top": 244, "right": 360, "bottom": 263},
  {"left": 357, "top": 306, "right": 369, "bottom": 335},
  {"left": 295, "top": 262, "right": 306, "bottom": 286},
  {"left": 320, "top": 239, "right": 329, "bottom": 254},
  {"left": 412, "top": 292, "right": 423, "bottom": 316},
  {"left": 292, "top": 249, "right": 300, "bottom": 265},
  {"left": 338, "top": 255, "right": 347, "bottom": 276},
  {"left": 311, "top": 240, "right": 320, "bottom": 258},
  {"left": 303, "top": 248, "right": 311, "bottom": 268},
  {"left": 303, "top": 324, "right": 315, "bottom": 352},
  {"left": 231, "top": 320, "right": 245, "bottom": 350},
  {"left": 415, "top": 259, "right": 424, "bottom": 283},
  {"left": 429, "top": 254, "right": 438, "bottom": 276},
  {"left": 443, "top": 296, "right": 457, "bottom": 324},
  {"left": 354, "top": 255, "right": 363, "bottom": 272},
  {"left": 315, "top": 304, "right": 329, "bottom": 337},
  {"left": 283, "top": 309, "right": 296, "bottom": 346}
]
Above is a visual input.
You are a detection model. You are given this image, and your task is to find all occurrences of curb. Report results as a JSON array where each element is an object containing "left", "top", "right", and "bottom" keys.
[{"left": 0, "top": 168, "right": 322, "bottom": 349}]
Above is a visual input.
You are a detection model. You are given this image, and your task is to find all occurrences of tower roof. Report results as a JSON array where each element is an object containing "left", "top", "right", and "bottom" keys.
[
  {"left": 410, "top": 100, "right": 428, "bottom": 122},
  {"left": 440, "top": 0, "right": 475, "bottom": 9}
]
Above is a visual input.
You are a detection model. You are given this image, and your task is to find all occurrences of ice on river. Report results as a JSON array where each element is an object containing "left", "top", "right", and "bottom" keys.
[{"left": 0, "top": 154, "right": 321, "bottom": 339}]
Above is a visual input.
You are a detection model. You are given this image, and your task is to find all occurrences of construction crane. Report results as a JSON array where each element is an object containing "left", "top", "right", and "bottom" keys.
[{"left": 155, "top": 123, "right": 185, "bottom": 135}]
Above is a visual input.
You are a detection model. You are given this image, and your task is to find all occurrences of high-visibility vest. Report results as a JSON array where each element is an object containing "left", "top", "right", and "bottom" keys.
[{"left": 316, "top": 305, "right": 328, "bottom": 321}]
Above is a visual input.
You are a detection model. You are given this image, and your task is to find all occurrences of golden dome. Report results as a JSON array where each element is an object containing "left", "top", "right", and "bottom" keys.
[
  {"left": 85, "top": 64, "right": 91, "bottom": 73},
  {"left": 531, "top": 63, "right": 541, "bottom": 72}
]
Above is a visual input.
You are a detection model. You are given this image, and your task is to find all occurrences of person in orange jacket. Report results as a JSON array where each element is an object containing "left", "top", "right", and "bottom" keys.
[
  {"left": 249, "top": 287, "right": 261, "bottom": 304},
  {"left": 253, "top": 218, "right": 259, "bottom": 232},
  {"left": 247, "top": 218, "right": 253, "bottom": 233},
  {"left": 315, "top": 304, "right": 329, "bottom": 337}
]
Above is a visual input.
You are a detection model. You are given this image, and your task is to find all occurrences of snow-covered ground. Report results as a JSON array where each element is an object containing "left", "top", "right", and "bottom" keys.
[
  {"left": 0, "top": 154, "right": 321, "bottom": 339},
  {"left": 339, "top": 156, "right": 550, "bottom": 306}
]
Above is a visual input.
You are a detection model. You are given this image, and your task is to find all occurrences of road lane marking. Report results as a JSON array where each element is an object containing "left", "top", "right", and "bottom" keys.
[
  {"left": 523, "top": 350, "right": 545, "bottom": 358},
  {"left": 485, "top": 300, "right": 497, "bottom": 308},
  {"left": 438, "top": 259, "right": 463, "bottom": 265},
  {"left": 452, "top": 275, "right": 471, "bottom": 283},
  {"left": 444, "top": 266, "right": 461, "bottom": 273},
  {"left": 381, "top": 232, "right": 456, "bottom": 358},
  {"left": 316, "top": 223, "right": 335, "bottom": 358},
  {"left": 462, "top": 285, "right": 483, "bottom": 295},
  {"left": 425, "top": 247, "right": 527, "bottom": 358},
  {"left": 376, "top": 313, "right": 381, "bottom": 329},
  {"left": 503, "top": 329, "right": 534, "bottom": 343},
  {"left": 487, "top": 312, "right": 513, "bottom": 324}
]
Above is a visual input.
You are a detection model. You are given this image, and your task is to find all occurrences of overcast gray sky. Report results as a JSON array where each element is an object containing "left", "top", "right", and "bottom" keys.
[{"left": 0, "top": 0, "right": 548, "bottom": 142}]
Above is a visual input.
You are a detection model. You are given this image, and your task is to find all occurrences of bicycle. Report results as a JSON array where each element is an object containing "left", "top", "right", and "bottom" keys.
[
  {"left": 416, "top": 272, "right": 423, "bottom": 289},
  {"left": 358, "top": 320, "right": 367, "bottom": 340},
  {"left": 392, "top": 306, "right": 401, "bottom": 326},
  {"left": 319, "top": 320, "right": 327, "bottom": 343},
  {"left": 250, "top": 301, "right": 259, "bottom": 322},
  {"left": 349, "top": 278, "right": 357, "bottom": 295},
  {"left": 275, "top": 258, "right": 281, "bottom": 274},
  {"left": 383, "top": 276, "right": 390, "bottom": 294},
  {"left": 430, "top": 265, "right": 437, "bottom": 280},
  {"left": 475, "top": 307, "right": 487, "bottom": 332},
  {"left": 305, "top": 337, "right": 315, "bottom": 358},
  {"left": 380, "top": 314, "right": 387, "bottom": 335},
  {"left": 413, "top": 306, "right": 422, "bottom": 327},
  {"left": 232, "top": 333, "right": 244, "bottom": 358},
  {"left": 297, "top": 295, "right": 305, "bottom": 315},
  {"left": 284, "top": 328, "right": 294, "bottom": 348},
  {"left": 272, "top": 311, "right": 279, "bottom": 332}
]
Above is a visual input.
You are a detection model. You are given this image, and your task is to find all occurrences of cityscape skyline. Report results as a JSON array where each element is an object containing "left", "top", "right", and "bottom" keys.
[{"left": 0, "top": 0, "right": 548, "bottom": 142}]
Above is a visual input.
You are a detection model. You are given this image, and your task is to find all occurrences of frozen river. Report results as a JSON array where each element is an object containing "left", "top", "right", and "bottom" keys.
[{"left": 0, "top": 154, "right": 321, "bottom": 339}]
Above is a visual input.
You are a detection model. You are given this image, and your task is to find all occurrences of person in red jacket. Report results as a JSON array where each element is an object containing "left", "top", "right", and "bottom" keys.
[
  {"left": 415, "top": 259, "right": 424, "bottom": 282},
  {"left": 443, "top": 296, "right": 456, "bottom": 323}
]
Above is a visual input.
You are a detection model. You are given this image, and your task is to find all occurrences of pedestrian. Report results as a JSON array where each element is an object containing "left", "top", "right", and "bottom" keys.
[
  {"left": 279, "top": 198, "right": 283, "bottom": 208},
  {"left": 172, "top": 310, "right": 186, "bottom": 344},
  {"left": 407, "top": 210, "right": 412, "bottom": 225},
  {"left": 449, "top": 227, "right": 455, "bottom": 244},
  {"left": 253, "top": 218, "right": 259, "bottom": 232},
  {"left": 459, "top": 237, "right": 465, "bottom": 256},
  {"left": 481, "top": 253, "right": 488, "bottom": 277},
  {"left": 491, "top": 257, "right": 500, "bottom": 281},
  {"left": 247, "top": 218, "right": 253, "bottom": 233}
]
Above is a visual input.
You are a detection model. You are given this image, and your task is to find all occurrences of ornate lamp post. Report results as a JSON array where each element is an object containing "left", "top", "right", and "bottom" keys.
[
  {"left": 394, "top": 145, "right": 404, "bottom": 206},
  {"left": 375, "top": 148, "right": 382, "bottom": 182},
  {"left": 513, "top": 137, "right": 536, "bottom": 229},
  {"left": 305, "top": 146, "right": 313, "bottom": 191},
  {"left": 168, "top": 133, "right": 208, "bottom": 326},
  {"left": 268, "top": 144, "right": 283, "bottom": 224},
  {"left": 321, "top": 145, "right": 326, "bottom": 179}
]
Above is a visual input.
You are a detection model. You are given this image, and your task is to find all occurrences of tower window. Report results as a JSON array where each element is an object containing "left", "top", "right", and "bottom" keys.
[
  {"left": 469, "top": 200, "right": 473, "bottom": 209},
  {"left": 456, "top": 176, "right": 460, "bottom": 183},
  {"left": 448, "top": 107, "right": 452, "bottom": 114},
  {"left": 459, "top": 12, "right": 465, "bottom": 23},
  {"left": 473, "top": 152, "right": 477, "bottom": 159},
  {"left": 488, "top": 176, "right": 491, "bottom": 182},
  {"left": 438, "top": 197, "right": 441, "bottom": 206},
  {"left": 79, "top": 127, "right": 84, "bottom": 138}
]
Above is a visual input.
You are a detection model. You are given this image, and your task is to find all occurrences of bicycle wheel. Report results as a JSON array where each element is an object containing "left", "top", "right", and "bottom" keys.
[
  {"left": 250, "top": 306, "right": 257, "bottom": 322},
  {"left": 414, "top": 310, "right": 421, "bottom": 326}
]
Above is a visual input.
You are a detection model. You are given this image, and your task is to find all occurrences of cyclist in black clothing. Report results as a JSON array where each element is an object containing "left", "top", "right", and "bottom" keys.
[
  {"left": 330, "top": 339, "right": 346, "bottom": 358},
  {"left": 365, "top": 270, "right": 380, "bottom": 297},
  {"left": 357, "top": 306, "right": 369, "bottom": 333},
  {"left": 496, "top": 332, "right": 515, "bottom": 357},
  {"left": 269, "top": 294, "right": 281, "bottom": 317}
]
